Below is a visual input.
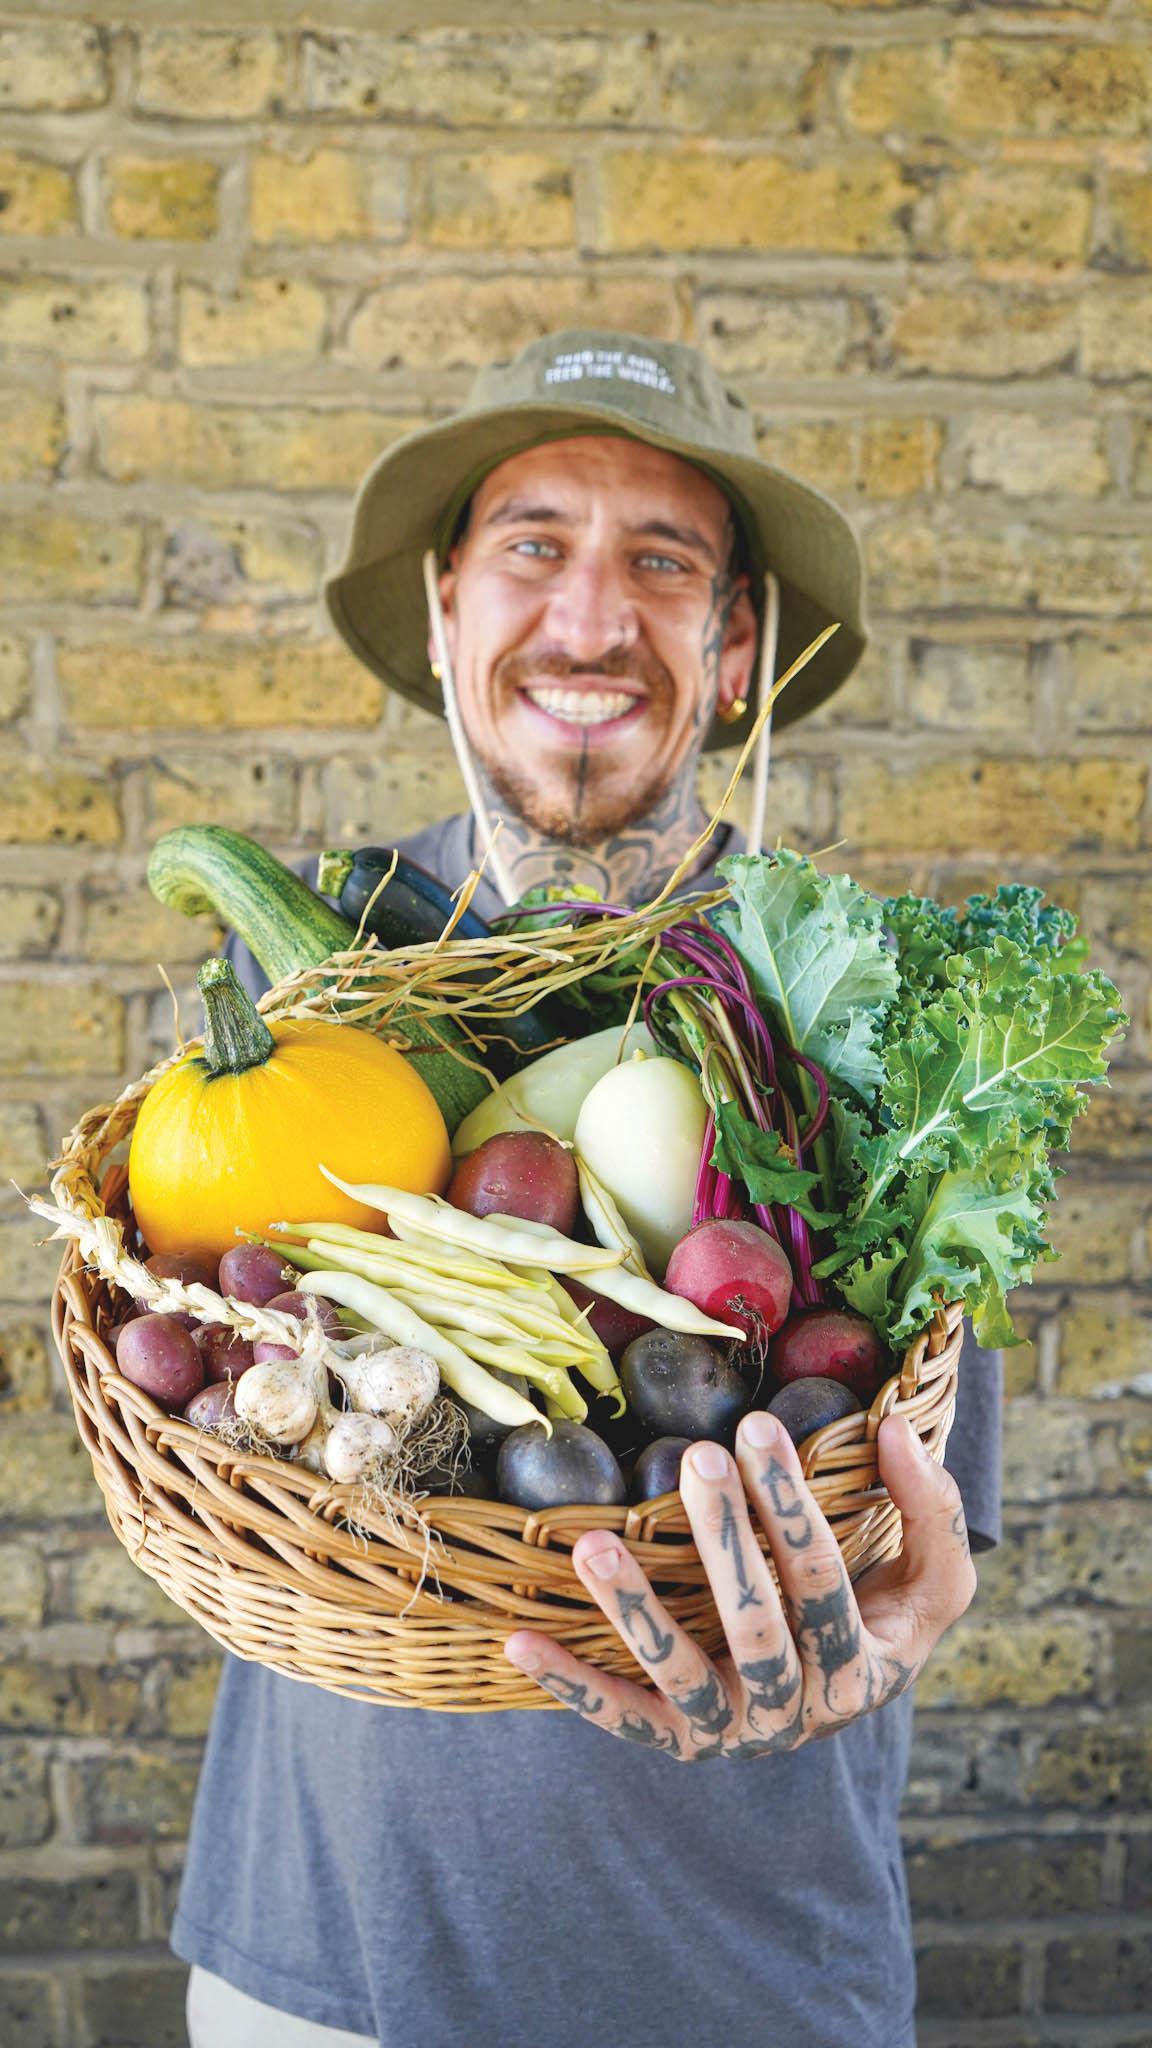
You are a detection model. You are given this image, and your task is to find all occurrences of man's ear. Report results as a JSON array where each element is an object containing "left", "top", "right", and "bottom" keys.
[
  {"left": 715, "top": 577, "right": 759, "bottom": 717},
  {"left": 427, "top": 554, "right": 460, "bottom": 672}
]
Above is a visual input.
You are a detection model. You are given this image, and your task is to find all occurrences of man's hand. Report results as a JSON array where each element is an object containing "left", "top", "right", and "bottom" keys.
[{"left": 503, "top": 1408, "right": 977, "bottom": 1760}]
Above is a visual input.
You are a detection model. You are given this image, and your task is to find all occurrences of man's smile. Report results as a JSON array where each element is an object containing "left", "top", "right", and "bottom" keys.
[{"left": 517, "top": 679, "right": 649, "bottom": 739}]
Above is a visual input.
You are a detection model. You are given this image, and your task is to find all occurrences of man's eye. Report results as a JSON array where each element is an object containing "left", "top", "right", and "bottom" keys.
[
  {"left": 637, "top": 553, "right": 687, "bottom": 574},
  {"left": 511, "top": 538, "right": 561, "bottom": 559}
]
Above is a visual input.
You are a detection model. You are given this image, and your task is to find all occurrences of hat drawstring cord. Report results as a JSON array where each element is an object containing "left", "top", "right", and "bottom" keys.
[
  {"left": 746, "top": 570, "right": 780, "bottom": 861},
  {"left": 422, "top": 548, "right": 519, "bottom": 908}
]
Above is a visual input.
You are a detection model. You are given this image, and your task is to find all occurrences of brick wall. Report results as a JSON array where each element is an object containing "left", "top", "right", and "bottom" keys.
[{"left": 1, "top": 7, "right": 1149, "bottom": 2043}]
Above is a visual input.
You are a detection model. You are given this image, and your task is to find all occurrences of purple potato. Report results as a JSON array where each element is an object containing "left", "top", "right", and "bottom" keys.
[
  {"left": 631, "top": 1436, "right": 692, "bottom": 1503},
  {"left": 497, "top": 1420, "right": 627, "bottom": 1511},
  {"left": 620, "top": 1331, "right": 751, "bottom": 1449},
  {"left": 767, "top": 1377, "right": 862, "bottom": 1449},
  {"left": 115, "top": 1314, "right": 204, "bottom": 1414}
]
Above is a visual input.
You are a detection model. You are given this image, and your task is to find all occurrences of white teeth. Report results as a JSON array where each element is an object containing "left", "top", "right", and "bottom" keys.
[{"left": 524, "top": 688, "right": 638, "bottom": 725}]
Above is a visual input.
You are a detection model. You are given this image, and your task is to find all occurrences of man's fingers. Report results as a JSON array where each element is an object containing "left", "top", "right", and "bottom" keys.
[
  {"left": 735, "top": 1413, "right": 867, "bottom": 1722},
  {"left": 876, "top": 1414, "right": 978, "bottom": 1626},
  {"left": 567, "top": 1530, "right": 735, "bottom": 1750},
  {"left": 676, "top": 1440, "right": 803, "bottom": 1737},
  {"left": 503, "top": 1630, "right": 684, "bottom": 1753}
]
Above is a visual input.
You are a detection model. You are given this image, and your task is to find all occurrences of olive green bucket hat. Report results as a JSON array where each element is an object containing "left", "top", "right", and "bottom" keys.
[{"left": 325, "top": 329, "right": 868, "bottom": 751}]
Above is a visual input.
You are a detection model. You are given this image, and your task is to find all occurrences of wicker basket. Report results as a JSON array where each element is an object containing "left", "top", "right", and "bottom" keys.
[{"left": 42, "top": 908, "right": 965, "bottom": 1712}]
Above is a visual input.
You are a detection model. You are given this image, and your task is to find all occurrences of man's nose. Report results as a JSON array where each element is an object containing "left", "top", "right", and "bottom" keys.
[{"left": 540, "top": 556, "right": 638, "bottom": 659}]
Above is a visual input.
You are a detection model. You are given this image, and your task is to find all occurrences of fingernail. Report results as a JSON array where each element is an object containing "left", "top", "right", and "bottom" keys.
[
  {"left": 505, "top": 1639, "right": 542, "bottom": 1672},
  {"left": 583, "top": 1544, "right": 621, "bottom": 1580},
  {"left": 689, "top": 1442, "right": 728, "bottom": 1480},
  {"left": 740, "top": 1412, "right": 780, "bottom": 1449}
]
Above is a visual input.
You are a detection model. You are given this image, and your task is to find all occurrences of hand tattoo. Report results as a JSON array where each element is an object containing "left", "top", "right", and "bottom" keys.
[
  {"left": 720, "top": 1493, "right": 763, "bottom": 1610},
  {"left": 618, "top": 1589, "right": 675, "bottom": 1665}
]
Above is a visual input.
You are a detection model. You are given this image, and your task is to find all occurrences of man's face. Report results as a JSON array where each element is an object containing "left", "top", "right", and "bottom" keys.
[{"left": 432, "top": 436, "right": 757, "bottom": 844}]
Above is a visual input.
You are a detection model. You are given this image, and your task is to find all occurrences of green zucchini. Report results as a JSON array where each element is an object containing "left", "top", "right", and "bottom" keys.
[{"left": 147, "top": 825, "right": 489, "bottom": 1132}]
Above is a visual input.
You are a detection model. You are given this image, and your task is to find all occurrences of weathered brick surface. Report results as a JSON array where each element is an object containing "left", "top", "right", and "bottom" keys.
[{"left": 1, "top": 6, "right": 1147, "bottom": 2038}]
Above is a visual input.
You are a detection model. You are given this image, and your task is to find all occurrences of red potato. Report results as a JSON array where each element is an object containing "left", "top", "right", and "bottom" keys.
[
  {"left": 184, "top": 1379, "right": 237, "bottom": 1430},
  {"left": 253, "top": 1290, "right": 343, "bottom": 1365},
  {"left": 217, "top": 1243, "right": 292, "bottom": 1307},
  {"left": 447, "top": 1131, "right": 579, "bottom": 1237},
  {"left": 664, "top": 1220, "right": 793, "bottom": 1341},
  {"left": 144, "top": 1252, "right": 218, "bottom": 1292},
  {"left": 560, "top": 1277, "right": 655, "bottom": 1361},
  {"left": 195, "top": 1323, "right": 257, "bottom": 1385},
  {"left": 115, "top": 1314, "right": 204, "bottom": 1413},
  {"left": 770, "top": 1309, "right": 887, "bottom": 1402}
]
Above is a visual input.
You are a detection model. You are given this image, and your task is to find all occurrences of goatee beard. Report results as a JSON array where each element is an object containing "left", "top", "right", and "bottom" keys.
[{"left": 482, "top": 753, "right": 676, "bottom": 848}]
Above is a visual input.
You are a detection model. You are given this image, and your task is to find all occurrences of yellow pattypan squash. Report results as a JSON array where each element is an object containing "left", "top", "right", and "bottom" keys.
[{"left": 128, "top": 957, "right": 451, "bottom": 1260}]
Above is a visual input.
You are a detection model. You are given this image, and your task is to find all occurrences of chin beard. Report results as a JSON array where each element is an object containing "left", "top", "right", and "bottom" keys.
[{"left": 482, "top": 754, "right": 674, "bottom": 847}]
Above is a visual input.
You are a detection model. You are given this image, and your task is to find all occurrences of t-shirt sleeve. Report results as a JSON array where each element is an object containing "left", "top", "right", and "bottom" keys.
[{"left": 942, "top": 1324, "right": 1003, "bottom": 1553}]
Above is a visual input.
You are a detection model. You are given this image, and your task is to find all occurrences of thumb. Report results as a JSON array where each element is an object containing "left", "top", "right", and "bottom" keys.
[{"left": 877, "top": 1414, "right": 977, "bottom": 1614}]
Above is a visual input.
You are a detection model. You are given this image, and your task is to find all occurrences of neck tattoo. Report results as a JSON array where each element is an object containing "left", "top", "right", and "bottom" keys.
[{"left": 472, "top": 767, "right": 715, "bottom": 907}]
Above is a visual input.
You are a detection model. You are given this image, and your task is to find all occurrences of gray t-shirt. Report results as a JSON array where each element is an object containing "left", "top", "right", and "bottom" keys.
[{"left": 171, "top": 813, "right": 1002, "bottom": 2048}]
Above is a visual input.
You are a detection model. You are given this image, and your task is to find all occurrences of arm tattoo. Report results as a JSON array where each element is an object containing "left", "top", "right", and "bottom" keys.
[
  {"left": 720, "top": 1492, "right": 763, "bottom": 1609},
  {"left": 761, "top": 1459, "right": 814, "bottom": 1551},
  {"left": 617, "top": 1589, "right": 675, "bottom": 1665}
]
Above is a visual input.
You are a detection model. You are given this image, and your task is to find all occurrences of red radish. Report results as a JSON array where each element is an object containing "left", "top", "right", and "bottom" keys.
[
  {"left": 560, "top": 1277, "right": 654, "bottom": 1361},
  {"left": 253, "top": 1290, "right": 343, "bottom": 1365},
  {"left": 770, "top": 1309, "right": 886, "bottom": 1402},
  {"left": 664, "top": 1220, "right": 793, "bottom": 1341}
]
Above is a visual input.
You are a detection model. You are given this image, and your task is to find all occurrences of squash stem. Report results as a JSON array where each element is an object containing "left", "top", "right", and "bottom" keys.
[{"left": 198, "top": 958, "right": 274, "bottom": 1077}]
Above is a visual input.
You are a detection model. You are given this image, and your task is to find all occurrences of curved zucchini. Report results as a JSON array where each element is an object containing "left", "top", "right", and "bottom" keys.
[{"left": 147, "top": 826, "right": 489, "bottom": 1131}]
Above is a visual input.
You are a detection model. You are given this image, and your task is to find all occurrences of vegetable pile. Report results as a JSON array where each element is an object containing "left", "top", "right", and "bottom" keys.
[{"left": 106, "top": 833, "right": 1124, "bottom": 1515}]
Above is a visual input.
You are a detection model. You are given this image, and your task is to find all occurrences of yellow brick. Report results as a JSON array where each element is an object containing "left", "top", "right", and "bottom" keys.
[
  {"left": 1048, "top": 1180, "right": 1147, "bottom": 1283},
  {"left": 164, "top": 1660, "right": 221, "bottom": 1738},
  {"left": 303, "top": 30, "right": 651, "bottom": 126},
  {"left": 838, "top": 756, "right": 1146, "bottom": 856},
  {"left": 0, "top": 277, "right": 148, "bottom": 362},
  {"left": 422, "top": 154, "right": 575, "bottom": 250},
  {"left": 145, "top": 752, "right": 297, "bottom": 835},
  {"left": 104, "top": 155, "right": 219, "bottom": 241},
  {"left": 0, "top": 1542, "right": 46, "bottom": 1625},
  {"left": 806, "top": 642, "right": 892, "bottom": 726},
  {"left": 917, "top": 1617, "right": 1099, "bottom": 1708},
  {"left": 0, "top": 1103, "right": 47, "bottom": 1186},
  {"left": 0, "top": 510, "right": 142, "bottom": 606},
  {"left": 960, "top": 412, "right": 1107, "bottom": 497},
  {"left": 0, "top": 1215, "right": 61, "bottom": 1303},
  {"left": 0, "top": 886, "right": 59, "bottom": 956},
  {"left": 598, "top": 152, "right": 913, "bottom": 255},
  {"left": 861, "top": 417, "right": 941, "bottom": 498},
  {"left": 0, "top": 980, "right": 124, "bottom": 1077},
  {"left": 60, "top": 639, "right": 381, "bottom": 731},
  {"left": 0, "top": 1316, "right": 52, "bottom": 1408},
  {"left": 94, "top": 395, "right": 415, "bottom": 492},
  {"left": 1082, "top": 288, "right": 1152, "bottom": 378},
  {"left": 84, "top": 890, "right": 222, "bottom": 966},
  {"left": 907, "top": 643, "right": 1039, "bottom": 734},
  {"left": 1106, "top": 173, "right": 1152, "bottom": 267},
  {"left": 178, "top": 276, "right": 327, "bottom": 367},
  {"left": 868, "top": 517, "right": 1152, "bottom": 617},
  {"left": 1058, "top": 1308, "right": 1152, "bottom": 1395},
  {"left": 696, "top": 757, "right": 818, "bottom": 852},
  {"left": 934, "top": 166, "right": 1092, "bottom": 268},
  {"left": 0, "top": 755, "right": 120, "bottom": 846},
  {"left": 0, "top": 388, "right": 67, "bottom": 484},
  {"left": 1079, "top": 875, "right": 1152, "bottom": 963},
  {"left": 656, "top": 36, "right": 816, "bottom": 137},
  {"left": 250, "top": 147, "right": 406, "bottom": 245},
  {"left": 0, "top": 636, "right": 29, "bottom": 720},
  {"left": 886, "top": 290, "right": 1079, "bottom": 379},
  {"left": 1068, "top": 634, "right": 1152, "bottom": 731},
  {"left": 136, "top": 29, "right": 288, "bottom": 120},
  {"left": 344, "top": 273, "right": 678, "bottom": 370},
  {"left": 162, "top": 514, "right": 321, "bottom": 612},
  {"left": 68, "top": 1541, "right": 183, "bottom": 1625},
  {"left": 698, "top": 292, "right": 854, "bottom": 377},
  {"left": 0, "top": 152, "right": 76, "bottom": 236},
  {"left": 0, "top": 24, "right": 107, "bottom": 110},
  {"left": 757, "top": 419, "right": 856, "bottom": 500},
  {"left": 844, "top": 40, "right": 1152, "bottom": 140}
]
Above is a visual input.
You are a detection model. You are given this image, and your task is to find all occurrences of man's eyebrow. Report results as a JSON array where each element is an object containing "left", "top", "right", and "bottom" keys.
[{"left": 480, "top": 498, "right": 720, "bottom": 564}]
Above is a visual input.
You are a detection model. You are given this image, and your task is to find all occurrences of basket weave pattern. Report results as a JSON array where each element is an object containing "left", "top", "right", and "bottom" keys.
[{"left": 44, "top": 920, "right": 965, "bottom": 1712}]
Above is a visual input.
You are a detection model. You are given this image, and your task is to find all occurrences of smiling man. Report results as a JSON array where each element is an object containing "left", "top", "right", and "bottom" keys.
[{"left": 176, "top": 332, "right": 1003, "bottom": 2048}]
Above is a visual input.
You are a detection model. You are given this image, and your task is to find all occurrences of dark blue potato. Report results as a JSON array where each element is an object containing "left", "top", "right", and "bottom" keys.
[
  {"left": 631, "top": 1436, "right": 692, "bottom": 1503},
  {"left": 620, "top": 1331, "right": 751, "bottom": 1448},
  {"left": 451, "top": 1370, "right": 532, "bottom": 1447},
  {"left": 767, "top": 1377, "right": 862, "bottom": 1449},
  {"left": 497, "top": 1420, "right": 628, "bottom": 1511}
]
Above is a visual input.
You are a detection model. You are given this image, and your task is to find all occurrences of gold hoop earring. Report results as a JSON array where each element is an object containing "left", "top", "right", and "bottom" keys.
[
  {"left": 430, "top": 661, "right": 443, "bottom": 681},
  {"left": 717, "top": 695, "right": 748, "bottom": 725}
]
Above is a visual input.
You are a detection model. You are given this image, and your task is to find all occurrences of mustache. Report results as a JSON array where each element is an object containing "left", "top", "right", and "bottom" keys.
[{"left": 496, "top": 647, "right": 674, "bottom": 696}]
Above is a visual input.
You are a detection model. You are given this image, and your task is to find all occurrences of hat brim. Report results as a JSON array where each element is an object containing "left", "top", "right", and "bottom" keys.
[{"left": 325, "top": 400, "right": 867, "bottom": 752}]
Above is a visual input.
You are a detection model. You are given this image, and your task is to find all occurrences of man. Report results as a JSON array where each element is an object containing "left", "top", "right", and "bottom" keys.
[{"left": 176, "top": 331, "right": 1002, "bottom": 2048}]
